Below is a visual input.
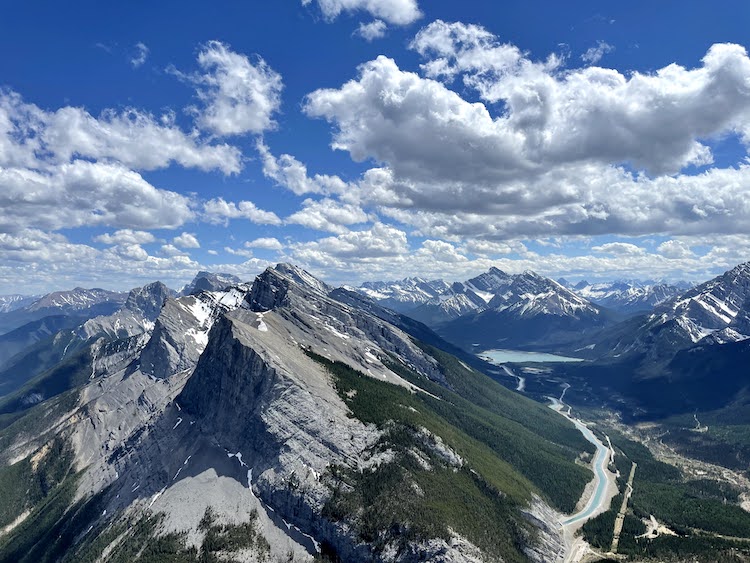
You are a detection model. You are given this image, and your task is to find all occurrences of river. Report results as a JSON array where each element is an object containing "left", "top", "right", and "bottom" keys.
[{"left": 549, "top": 390, "right": 616, "bottom": 527}]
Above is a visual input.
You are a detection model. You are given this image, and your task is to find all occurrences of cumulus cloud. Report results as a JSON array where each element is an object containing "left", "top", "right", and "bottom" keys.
[
  {"left": 461, "top": 239, "right": 526, "bottom": 257},
  {"left": 0, "top": 160, "right": 193, "bottom": 233},
  {"left": 131, "top": 42, "right": 150, "bottom": 68},
  {"left": 306, "top": 42, "right": 750, "bottom": 180},
  {"left": 224, "top": 246, "right": 255, "bottom": 258},
  {"left": 280, "top": 228, "right": 747, "bottom": 288},
  {"left": 581, "top": 40, "right": 614, "bottom": 64},
  {"left": 408, "top": 22, "right": 750, "bottom": 174},
  {"left": 173, "top": 232, "right": 201, "bottom": 249},
  {"left": 415, "top": 239, "right": 468, "bottom": 263},
  {"left": 245, "top": 237, "right": 284, "bottom": 251},
  {"left": 303, "top": 25, "right": 750, "bottom": 243},
  {"left": 658, "top": 239, "right": 694, "bottom": 259},
  {"left": 356, "top": 20, "right": 387, "bottom": 41},
  {"left": 0, "top": 228, "right": 283, "bottom": 295},
  {"left": 160, "top": 244, "right": 188, "bottom": 256},
  {"left": 290, "top": 222, "right": 408, "bottom": 268},
  {"left": 188, "top": 41, "right": 283, "bottom": 136},
  {"left": 203, "top": 197, "right": 282, "bottom": 226},
  {"left": 257, "top": 141, "right": 349, "bottom": 195},
  {"left": 286, "top": 198, "right": 369, "bottom": 233},
  {"left": 0, "top": 91, "right": 242, "bottom": 174},
  {"left": 94, "top": 229, "right": 156, "bottom": 245},
  {"left": 592, "top": 242, "right": 646, "bottom": 256},
  {"left": 302, "top": 0, "right": 421, "bottom": 25},
  {"left": 0, "top": 229, "right": 203, "bottom": 293}
]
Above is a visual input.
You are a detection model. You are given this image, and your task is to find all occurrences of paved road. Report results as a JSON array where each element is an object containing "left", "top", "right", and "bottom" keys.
[{"left": 611, "top": 462, "right": 637, "bottom": 553}]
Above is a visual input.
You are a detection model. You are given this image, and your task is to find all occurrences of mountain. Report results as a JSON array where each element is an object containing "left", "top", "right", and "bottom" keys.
[
  {"left": 0, "top": 315, "right": 82, "bottom": 371},
  {"left": 78, "top": 281, "right": 172, "bottom": 340},
  {"left": 0, "top": 287, "right": 127, "bottom": 335},
  {"left": 180, "top": 270, "right": 245, "bottom": 296},
  {"left": 464, "top": 266, "right": 514, "bottom": 294},
  {"left": 0, "top": 294, "right": 39, "bottom": 314},
  {"left": 357, "top": 277, "right": 451, "bottom": 312},
  {"left": 0, "top": 281, "right": 172, "bottom": 400},
  {"left": 556, "top": 261, "right": 750, "bottom": 419},
  {"left": 582, "top": 262, "right": 750, "bottom": 364},
  {"left": 405, "top": 268, "right": 515, "bottom": 326},
  {"left": 0, "top": 264, "right": 596, "bottom": 563},
  {"left": 25, "top": 287, "right": 127, "bottom": 313},
  {"left": 569, "top": 280, "right": 687, "bottom": 315},
  {"left": 438, "top": 270, "right": 610, "bottom": 351},
  {"left": 357, "top": 270, "right": 690, "bottom": 333},
  {"left": 406, "top": 282, "right": 489, "bottom": 326}
]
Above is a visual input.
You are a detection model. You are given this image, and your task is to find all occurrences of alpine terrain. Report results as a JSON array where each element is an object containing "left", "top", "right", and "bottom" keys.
[{"left": 0, "top": 264, "right": 605, "bottom": 563}]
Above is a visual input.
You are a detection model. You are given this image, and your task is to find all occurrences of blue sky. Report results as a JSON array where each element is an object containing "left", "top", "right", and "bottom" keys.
[{"left": 2, "top": 0, "right": 750, "bottom": 293}]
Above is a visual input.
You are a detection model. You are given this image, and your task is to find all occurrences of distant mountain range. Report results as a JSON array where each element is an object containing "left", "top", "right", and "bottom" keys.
[
  {"left": 357, "top": 272, "right": 691, "bottom": 326},
  {"left": 561, "top": 279, "right": 691, "bottom": 315},
  {"left": 0, "top": 287, "right": 127, "bottom": 336},
  {"left": 357, "top": 267, "right": 616, "bottom": 349},
  {"left": 554, "top": 261, "right": 750, "bottom": 420}
]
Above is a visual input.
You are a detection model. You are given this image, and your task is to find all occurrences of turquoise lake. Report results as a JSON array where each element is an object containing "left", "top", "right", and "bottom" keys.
[{"left": 479, "top": 349, "right": 585, "bottom": 364}]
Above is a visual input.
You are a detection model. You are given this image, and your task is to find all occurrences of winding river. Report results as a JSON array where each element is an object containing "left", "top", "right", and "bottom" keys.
[{"left": 549, "top": 392, "right": 614, "bottom": 527}]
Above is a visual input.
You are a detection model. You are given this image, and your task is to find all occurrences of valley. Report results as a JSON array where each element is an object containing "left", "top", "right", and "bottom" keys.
[{"left": 0, "top": 262, "right": 749, "bottom": 562}]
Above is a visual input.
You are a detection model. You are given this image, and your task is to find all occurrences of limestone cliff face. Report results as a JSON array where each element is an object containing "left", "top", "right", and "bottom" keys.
[
  {"left": 139, "top": 289, "right": 241, "bottom": 379},
  {"left": 180, "top": 315, "right": 276, "bottom": 437},
  {"left": 176, "top": 303, "right": 489, "bottom": 562}
]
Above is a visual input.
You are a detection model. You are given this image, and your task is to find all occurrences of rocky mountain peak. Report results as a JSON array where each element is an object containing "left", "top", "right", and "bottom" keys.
[
  {"left": 180, "top": 270, "right": 244, "bottom": 296},
  {"left": 26, "top": 287, "right": 127, "bottom": 312},
  {"left": 466, "top": 266, "right": 512, "bottom": 292},
  {"left": 181, "top": 271, "right": 242, "bottom": 296},
  {"left": 272, "top": 263, "right": 332, "bottom": 295},
  {"left": 123, "top": 281, "right": 171, "bottom": 320}
]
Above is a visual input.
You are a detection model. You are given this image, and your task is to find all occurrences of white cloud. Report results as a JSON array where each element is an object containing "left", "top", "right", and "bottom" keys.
[
  {"left": 461, "top": 239, "right": 526, "bottom": 257},
  {"left": 280, "top": 228, "right": 749, "bottom": 288},
  {"left": 94, "top": 229, "right": 156, "bottom": 245},
  {"left": 160, "top": 244, "right": 188, "bottom": 256},
  {"left": 581, "top": 40, "right": 614, "bottom": 64},
  {"left": 408, "top": 23, "right": 750, "bottom": 174},
  {"left": 591, "top": 242, "right": 646, "bottom": 256},
  {"left": 114, "top": 243, "right": 150, "bottom": 261},
  {"left": 0, "top": 91, "right": 242, "bottom": 174},
  {"left": 356, "top": 20, "right": 387, "bottom": 41},
  {"left": 225, "top": 246, "right": 255, "bottom": 258},
  {"left": 0, "top": 229, "right": 202, "bottom": 293},
  {"left": 190, "top": 41, "right": 283, "bottom": 136},
  {"left": 173, "top": 232, "right": 201, "bottom": 249},
  {"left": 203, "top": 197, "right": 282, "bottom": 226},
  {"left": 290, "top": 222, "right": 408, "bottom": 267},
  {"left": 245, "top": 237, "right": 284, "bottom": 251},
  {"left": 416, "top": 239, "right": 468, "bottom": 263},
  {"left": 303, "top": 28, "right": 750, "bottom": 242},
  {"left": 657, "top": 239, "right": 694, "bottom": 259},
  {"left": 131, "top": 42, "right": 150, "bottom": 68},
  {"left": 286, "top": 198, "right": 369, "bottom": 233},
  {"left": 306, "top": 43, "right": 749, "bottom": 181},
  {"left": 257, "top": 141, "right": 349, "bottom": 195},
  {"left": 0, "top": 160, "right": 193, "bottom": 232},
  {"left": 302, "top": 0, "right": 421, "bottom": 25}
]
